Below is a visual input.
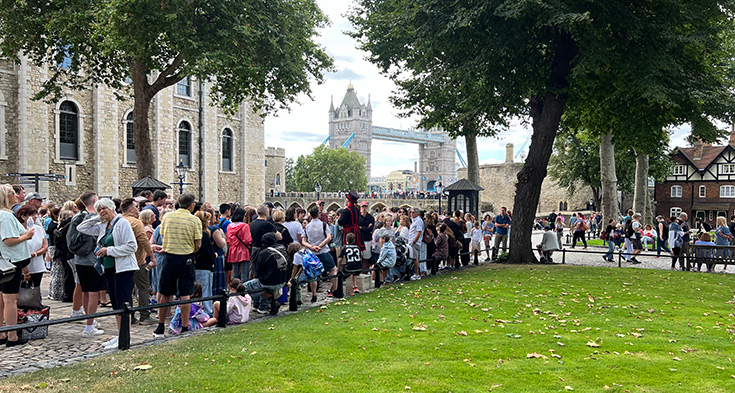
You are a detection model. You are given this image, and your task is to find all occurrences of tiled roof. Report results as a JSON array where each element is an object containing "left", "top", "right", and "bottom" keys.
[{"left": 677, "top": 145, "right": 727, "bottom": 170}]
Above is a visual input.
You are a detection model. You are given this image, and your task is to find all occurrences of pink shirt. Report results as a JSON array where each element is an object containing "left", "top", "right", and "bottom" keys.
[{"left": 226, "top": 222, "right": 252, "bottom": 263}]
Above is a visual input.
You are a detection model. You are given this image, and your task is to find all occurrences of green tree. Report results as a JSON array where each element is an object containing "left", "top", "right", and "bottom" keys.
[
  {"left": 293, "top": 145, "right": 367, "bottom": 192},
  {"left": 284, "top": 158, "right": 296, "bottom": 192},
  {"left": 548, "top": 129, "right": 672, "bottom": 211},
  {"left": 350, "top": 0, "right": 735, "bottom": 263},
  {"left": 0, "top": 0, "right": 333, "bottom": 179}
]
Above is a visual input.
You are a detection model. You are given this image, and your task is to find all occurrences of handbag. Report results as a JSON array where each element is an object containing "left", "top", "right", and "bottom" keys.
[
  {"left": 0, "top": 252, "right": 16, "bottom": 285},
  {"left": 17, "top": 306, "right": 50, "bottom": 340},
  {"left": 17, "top": 280, "right": 43, "bottom": 309}
]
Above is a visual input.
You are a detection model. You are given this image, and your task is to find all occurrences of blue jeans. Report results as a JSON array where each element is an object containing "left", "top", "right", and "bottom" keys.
[
  {"left": 605, "top": 240, "right": 615, "bottom": 260},
  {"left": 656, "top": 238, "right": 671, "bottom": 256},
  {"left": 195, "top": 270, "right": 213, "bottom": 316}
]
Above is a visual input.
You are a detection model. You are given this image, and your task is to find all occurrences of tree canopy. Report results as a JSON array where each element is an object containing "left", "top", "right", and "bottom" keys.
[
  {"left": 350, "top": 0, "right": 735, "bottom": 263},
  {"left": 0, "top": 0, "right": 333, "bottom": 178},
  {"left": 292, "top": 145, "right": 368, "bottom": 192}
]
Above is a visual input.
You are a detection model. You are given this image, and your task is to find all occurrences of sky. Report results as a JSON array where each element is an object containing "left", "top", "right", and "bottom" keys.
[{"left": 264, "top": 0, "right": 695, "bottom": 178}]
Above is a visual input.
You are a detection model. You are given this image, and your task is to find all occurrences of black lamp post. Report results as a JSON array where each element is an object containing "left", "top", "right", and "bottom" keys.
[
  {"left": 176, "top": 161, "right": 188, "bottom": 195},
  {"left": 436, "top": 182, "right": 444, "bottom": 215},
  {"left": 315, "top": 181, "right": 322, "bottom": 202}
]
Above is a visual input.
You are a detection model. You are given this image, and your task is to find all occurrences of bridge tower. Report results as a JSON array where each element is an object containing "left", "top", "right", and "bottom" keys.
[
  {"left": 328, "top": 83, "right": 373, "bottom": 179},
  {"left": 418, "top": 129, "right": 457, "bottom": 191}
]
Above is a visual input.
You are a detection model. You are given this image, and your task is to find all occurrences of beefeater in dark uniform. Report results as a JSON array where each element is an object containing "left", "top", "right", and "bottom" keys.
[{"left": 338, "top": 191, "right": 365, "bottom": 251}]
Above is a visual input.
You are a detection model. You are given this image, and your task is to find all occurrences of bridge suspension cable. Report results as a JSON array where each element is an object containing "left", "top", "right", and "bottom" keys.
[
  {"left": 341, "top": 132, "right": 356, "bottom": 148},
  {"left": 456, "top": 149, "right": 468, "bottom": 167}
]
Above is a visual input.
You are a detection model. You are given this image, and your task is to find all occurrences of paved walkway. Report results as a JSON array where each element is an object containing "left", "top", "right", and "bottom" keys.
[{"left": 2, "top": 232, "right": 727, "bottom": 378}]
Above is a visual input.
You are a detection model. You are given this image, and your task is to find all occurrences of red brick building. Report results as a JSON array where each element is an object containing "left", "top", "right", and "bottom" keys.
[{"left": 655, "top": 138, "right": 735, "bottom": 224}]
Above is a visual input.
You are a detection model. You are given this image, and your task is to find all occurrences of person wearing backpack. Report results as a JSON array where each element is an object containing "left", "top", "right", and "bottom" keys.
[
  {"left": 571, "top": 212, "right": 587, "bottom": 249},
  {"left": 290, "top": 244, "right": 321, "bottom": 304},
  {"left": 668, "top": 216, "right": 685, "bottom": 270},
  {"left": 245, "top": 233, "right": 289, "bottom": 315},
  {"left": 303, "top": 206, "right": 337, "bottom": 297},
  {"left": 67, "top": 191, "right": 105, "bottom": 337}
]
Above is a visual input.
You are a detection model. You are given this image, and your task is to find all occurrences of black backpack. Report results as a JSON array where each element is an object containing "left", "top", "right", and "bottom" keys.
[
  {"left": 393, "top": 236, "right": 409, "bottom": 268},
  {"left": 67, "top": 212, "right": 97, "bottom": 256},
  {"left": 53, "top": 219, "right": 72, "bottom": 261}
]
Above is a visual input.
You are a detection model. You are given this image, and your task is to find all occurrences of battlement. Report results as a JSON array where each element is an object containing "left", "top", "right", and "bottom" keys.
[{"left": 265, "top": 146, "right": 286, "bottom": 157}]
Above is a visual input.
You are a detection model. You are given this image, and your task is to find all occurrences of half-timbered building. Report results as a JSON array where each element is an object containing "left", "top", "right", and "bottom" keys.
[{"left": 655, "top": 135, "right": 735, "bottom": 224}]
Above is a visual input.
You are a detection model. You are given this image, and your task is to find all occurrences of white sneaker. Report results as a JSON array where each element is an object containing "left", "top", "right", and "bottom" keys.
[
  {"left": 101, "top": 336, "right": 118, "bottom": 348},
  {"left": 93, "top": 320, "right": 102, "bottom": 329},
  {"left": 82, "top": 327, "right": 105, "bottom": 337},
  {"left": 410, "top": 274, "right": 421, "bottom": 281},
  {"left": 71, "top": 309, "right": 84, "bottom": 318}
]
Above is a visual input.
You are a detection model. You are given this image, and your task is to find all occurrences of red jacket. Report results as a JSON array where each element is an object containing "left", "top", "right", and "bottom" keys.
[{"left": 226, "top": 222, "right": 251, "bottom": 263}]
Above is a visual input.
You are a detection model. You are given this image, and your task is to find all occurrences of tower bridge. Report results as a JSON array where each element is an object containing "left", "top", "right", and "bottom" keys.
[{"left": 326, "top": 84, "right": 457, "bottom": 191}]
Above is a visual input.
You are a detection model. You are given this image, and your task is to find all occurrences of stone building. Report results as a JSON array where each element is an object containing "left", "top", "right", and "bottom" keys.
[
  {"left": 458, "top": 143, "right": 593, "bottom": 215},
  {"left": 0, "top": 57, "right": 265, "bottom": 205},
  {"left": 264, "top": 147, "right": 286, "bottom": 195}
]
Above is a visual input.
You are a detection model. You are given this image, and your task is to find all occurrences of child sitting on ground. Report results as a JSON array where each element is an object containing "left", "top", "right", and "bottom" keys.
[
  {"left": 169, "top": 282, "right": 210, "bottom": 334},
  {"left": 203, "top": 278, "right": 252, "bottom": 327},
  {"left": 339, "top": 233, "right": 363, "bottom": 294}
]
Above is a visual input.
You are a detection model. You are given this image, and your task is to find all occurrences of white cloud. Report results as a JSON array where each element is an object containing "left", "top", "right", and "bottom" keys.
[{"left": 265, "top": 1, "right": 715, "bottom": 179}]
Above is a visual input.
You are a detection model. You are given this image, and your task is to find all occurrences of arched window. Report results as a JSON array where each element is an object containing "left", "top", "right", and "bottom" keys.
[
  {"left": 222, "top": 128, "right": 233, "bottom": 171},
  {"left": 125, "top": 111, "right": 135, "bottom": 163},
  {"left": 275, "top": 174, "right": 281, "bottom": 185},
  {"left": 178, "top": 121, "right": 192, "bottom": 167},
  {"left": 59, "top": 101, "right": 79, "bottom": 160},
  {"left": 699, "top": 185, "right": 706, "bottom": 198}
]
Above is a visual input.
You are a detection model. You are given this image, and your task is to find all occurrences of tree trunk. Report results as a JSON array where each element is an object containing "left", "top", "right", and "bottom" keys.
[
  {"left": 591, "top": 186, "right": 601, "bottom": 211},
  {"left": 633, "top": 149, "right": 649, "bottom": 220},
  {"left": 507, "top": 33, "right": 577, "bottom": 264},
  {"left": 131, "top": 61, "right": 155, "bottom": 180},
  {"left": 600, "top": 133, "right": 619, "bottom": 223},
  {"left": 464, "top": 132, "right": 480, "bottom": 185}
]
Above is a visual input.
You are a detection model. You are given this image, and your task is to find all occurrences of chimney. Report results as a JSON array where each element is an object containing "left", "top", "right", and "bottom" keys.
[
  {"left": 693, "top": 138, "right": 704, "bottom": 160},
  {"left": 505, "top": 143, "right": 514, "bottom": 163}
]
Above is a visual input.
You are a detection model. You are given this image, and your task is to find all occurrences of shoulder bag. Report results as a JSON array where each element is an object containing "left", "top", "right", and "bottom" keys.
[{"left": 0, "top": 251, "right": 16, "bottom": 285}]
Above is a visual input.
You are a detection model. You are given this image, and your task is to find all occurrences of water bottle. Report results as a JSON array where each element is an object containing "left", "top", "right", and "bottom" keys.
[{"left": 27, "top": 217, "right": 34, "bottom": 229}]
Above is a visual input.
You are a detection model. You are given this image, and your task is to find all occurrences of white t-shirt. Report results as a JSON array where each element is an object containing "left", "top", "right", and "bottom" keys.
[
  {"left": 27, "top": 224, "right": 46, "bottom": 274},
  {"left": 407, "top": 217, "right": 424, "bottom": 245},
  {"left": 283, "top": 221, "right": 304, "bottom": 244},
  {"left": 293, "top": 250, "right": 304, "bottom": 266},
  {"left": 471, "top": 227, "right": 482, "bottom": 243}
]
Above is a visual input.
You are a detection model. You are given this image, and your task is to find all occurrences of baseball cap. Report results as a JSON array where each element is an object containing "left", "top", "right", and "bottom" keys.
[
  {"left": 263, "top": 201, "right": 274, "bottom": 209},
  {"left": 360, "top": 201, "right": 368, "bottom": 207},
  {"left": 317, "top": 200, "right": 325, "bottom": 205},
  {"left": 24, "top": 192, "right": 45, "bottom": 202}
]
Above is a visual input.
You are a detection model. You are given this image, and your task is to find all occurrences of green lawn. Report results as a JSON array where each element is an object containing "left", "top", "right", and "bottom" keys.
[{"left": 4, "top": 265, "right": 735, "bottom": 392}]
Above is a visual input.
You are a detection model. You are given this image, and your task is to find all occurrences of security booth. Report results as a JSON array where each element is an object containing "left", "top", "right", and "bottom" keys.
[
  {"left": 130, "top": 176, "right": 171, "bottom": 197},
  {"left": 444, "top": 178, "right": 483, "bottom": 218}
]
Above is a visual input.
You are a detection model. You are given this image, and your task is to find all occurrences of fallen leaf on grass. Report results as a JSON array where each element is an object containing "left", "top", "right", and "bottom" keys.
[
  {"left": 586, "top": 341, "right": 600, "bottom": 348},
  {"left": 488, "top": 384, "right": 502, "bottom": 391},
  {"left": 133, "top": 365, "right": 153, "bottom": 371},
  {"left": 457, "top": 330, "right": 468, "bottom": 336},
  {"left": 412, "top": 325, "right": 427, "bottom": 331},
  {"left": 526, "top": 352, "right": 548, "bottom": 359},
  {"left": 58, "top": 378, "right": 70, "bottom": 383},
  {"left": 565, "top": 386, "right": 574, "bottom": 391}
]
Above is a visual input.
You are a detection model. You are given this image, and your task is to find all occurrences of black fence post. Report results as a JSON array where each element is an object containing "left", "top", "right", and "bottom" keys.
[
  {"left": 217, "top": 290, "right": 229, "bottom": 328},
  {"left": 289, "top": 278, "right": 298, "bottom": 312},
  {"left": 473, "top": 251, "right": 479, "bottom": 265},
  {"left": 430, "top": 257, "right": 437, "bottom": 275},
  {"left": 374, "top": 267, "right": 382, "bottom": 289},
  {"left": 618, "top": 249, "right": 622, "bottom": 268},
  {"left": 119, "top": 302, "right": 132, "bottom": 350},
  {"left": 333, "top": 271, "right": 345, "bottom": 299},
  {"left": 561, "top": 248, "right": 566, "bottom": 264}
]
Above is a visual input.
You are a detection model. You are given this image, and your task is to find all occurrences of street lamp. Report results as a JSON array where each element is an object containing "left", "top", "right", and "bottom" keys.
[
  {"left": 176, "top": 160, "right": 188, "bottom": 195},
  {"left": 436, "top": 182, "right": 444, "bottom": 215},
  {"left": 314, "top": 181, "right": 322, "bottom": 202}
]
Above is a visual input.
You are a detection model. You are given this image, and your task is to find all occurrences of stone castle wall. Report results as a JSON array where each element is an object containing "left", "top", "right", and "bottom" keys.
[
  {"left": 459, "top": 162, "right": 593, "bottom": 216},
  {"left": 264, "top": 147, "right": 286, "bottom": 194},
  {"left": 0, "top": 58, "right": 265, "bottom": 206}
]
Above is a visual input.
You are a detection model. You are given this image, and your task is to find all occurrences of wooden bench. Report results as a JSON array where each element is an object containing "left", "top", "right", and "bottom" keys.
[{"left": 684, "top": 244, "right": 735, "bottom": 271}]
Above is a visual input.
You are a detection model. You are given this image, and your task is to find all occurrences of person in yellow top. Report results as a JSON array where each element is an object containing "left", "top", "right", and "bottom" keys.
[{"left": 153, "top": 193, "right": 202, "bottom": 338}]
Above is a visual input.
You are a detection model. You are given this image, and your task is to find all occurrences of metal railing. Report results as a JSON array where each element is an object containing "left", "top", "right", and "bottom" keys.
[{"left": 1, "top": 244, "right": 706, "bottom": 351}]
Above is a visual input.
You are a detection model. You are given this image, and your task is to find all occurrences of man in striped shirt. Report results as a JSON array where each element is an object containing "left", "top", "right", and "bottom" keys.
[{"left": 153, "top": 193, "right": 202, "bottom": 337}]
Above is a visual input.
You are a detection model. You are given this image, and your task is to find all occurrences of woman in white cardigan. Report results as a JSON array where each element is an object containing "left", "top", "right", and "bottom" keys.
[{"left": 77, "top": 198, "right": 138, "bottom": 349}]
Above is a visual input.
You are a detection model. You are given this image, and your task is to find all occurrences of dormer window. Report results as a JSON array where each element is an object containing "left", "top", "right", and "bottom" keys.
[
  {"left": 722, "top": 164, "right": 735, "bottom": 174},
  {"left": 671, "top": 165, "right": 686, "bottom": 175}
]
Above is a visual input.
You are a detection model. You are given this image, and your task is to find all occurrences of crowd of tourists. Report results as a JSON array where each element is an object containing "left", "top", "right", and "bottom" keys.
[{"left": 0, "top": 184, "right": 514, "bottom": 349}]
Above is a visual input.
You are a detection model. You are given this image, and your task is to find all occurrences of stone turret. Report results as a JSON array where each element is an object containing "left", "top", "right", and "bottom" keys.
[{"left": 505, "top": 143, "right": 514, "bottom": 163}]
